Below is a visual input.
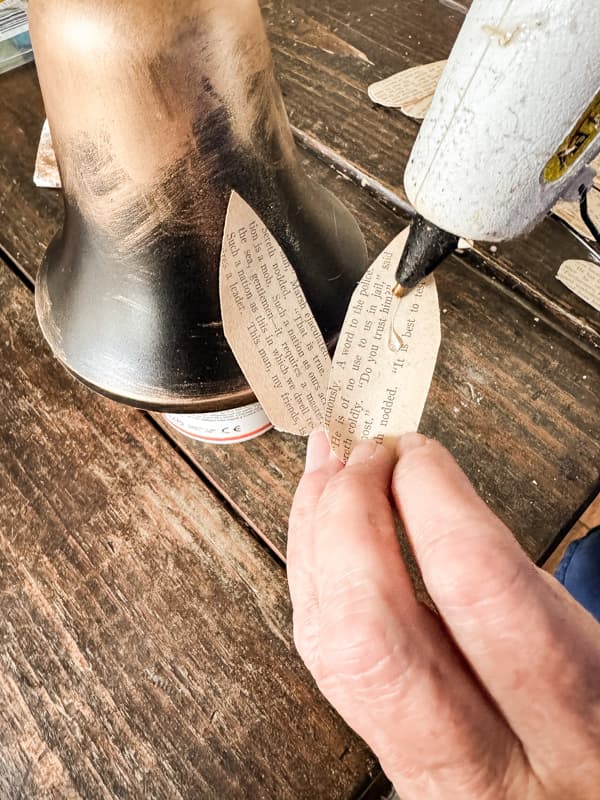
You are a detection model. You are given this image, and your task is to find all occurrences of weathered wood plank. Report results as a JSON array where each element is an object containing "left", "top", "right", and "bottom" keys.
[
  {"left": 264, "top": 0, "right": 600, "bottom": 350},
  {"left": 0, "top": 259, "right": 375, "bottom": 798},
  {"left": 0, "top": 64, "right": 598, "bottom": 566}
]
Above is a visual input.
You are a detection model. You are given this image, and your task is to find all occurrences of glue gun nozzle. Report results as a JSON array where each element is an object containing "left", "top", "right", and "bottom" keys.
[
  {"left": 392, "top": 282, "right": 407, "bottom": 299},
  {"left": 394, "top": 214, "right": 460, "bottom": 291}
]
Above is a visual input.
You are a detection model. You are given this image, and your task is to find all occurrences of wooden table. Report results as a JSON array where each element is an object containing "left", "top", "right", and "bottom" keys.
[{"left": 0, "top": 2, "right": 598, "bottom": 797}]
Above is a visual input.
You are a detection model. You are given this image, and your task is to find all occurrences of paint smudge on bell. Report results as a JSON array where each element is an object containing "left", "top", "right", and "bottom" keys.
[{"left": 28, "top": 0, "right": 368, "bottom": 412}]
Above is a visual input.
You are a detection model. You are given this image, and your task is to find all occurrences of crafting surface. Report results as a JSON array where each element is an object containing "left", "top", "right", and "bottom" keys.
[
  {"left": 0, "top": 264, "right": 375, "bottom": 798},
  {"left": 0, "top": 1, "right": 599, "bottom": 797}
]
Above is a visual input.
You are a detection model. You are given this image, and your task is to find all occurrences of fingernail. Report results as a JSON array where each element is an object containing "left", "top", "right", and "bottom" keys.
[
  {"left": 397, "top": 432, "right": 428, "bottom": 458},
  {"left": 346, "top": 439, "right": 381, "bottom": 466},
  {"left": 305, "top": 430, "right": 331, "bottom": 473}
]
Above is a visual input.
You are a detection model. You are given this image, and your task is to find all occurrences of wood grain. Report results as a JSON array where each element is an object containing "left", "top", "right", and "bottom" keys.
[
  {"left": 0, "top": 63, "right": 598, "bottom": 567},
  {"left": 264, "top": 0, "right": 600, "bottom": 350},
  {"left": 0, "top": 258, "right": 376, "bottom": 799}
]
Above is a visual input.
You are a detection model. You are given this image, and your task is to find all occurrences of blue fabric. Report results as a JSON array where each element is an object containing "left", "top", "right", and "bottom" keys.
[{"left": 555, "top": 526, "right": 600, "bottom": 623}]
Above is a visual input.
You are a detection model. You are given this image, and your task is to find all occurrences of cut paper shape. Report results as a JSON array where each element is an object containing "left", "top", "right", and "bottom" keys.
[
  {"left": 556, "top": 260, "right": 600, "bottom": 313},
  {"left": 325, "top": 229, "right": 441, "bottom": 462},
  {"left": 368, "top": 60, "right": 447, "bottom": 120},
  {"left": 219, "top": 191, "right": 331, "bottom": 436},
  {"left": 34, "top": 120, "right": 61, "bottom": 188}
]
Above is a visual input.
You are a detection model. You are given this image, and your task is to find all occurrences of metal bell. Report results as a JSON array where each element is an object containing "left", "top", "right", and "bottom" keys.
[{"left": 29, "top": 0, "right": 367, "bottom": 412}]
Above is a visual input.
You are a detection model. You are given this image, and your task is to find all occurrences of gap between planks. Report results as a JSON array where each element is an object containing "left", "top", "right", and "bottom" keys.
[
  {"left": 145, "top": 414, "right": 288, "bottom": 565},
  {"left": 0, "top": 245, "right": 289, "bottom": 572},
  {"left": 0, "top": 240, "right": 34, "bottom": 291}
]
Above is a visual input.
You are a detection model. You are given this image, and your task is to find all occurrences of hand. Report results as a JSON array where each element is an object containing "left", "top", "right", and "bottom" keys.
[{"left": 287, "top": 432, "right": 600, "bottom": 800}]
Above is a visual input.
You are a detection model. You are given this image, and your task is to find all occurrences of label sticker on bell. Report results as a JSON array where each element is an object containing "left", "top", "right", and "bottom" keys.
[{"left": 164, "top": 403, "right": 273, "bottom": 445}]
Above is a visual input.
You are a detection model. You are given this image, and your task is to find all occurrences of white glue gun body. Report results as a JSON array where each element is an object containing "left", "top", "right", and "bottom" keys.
[{"left": 396, "top": 0, "right": 600, "bottom": 290}]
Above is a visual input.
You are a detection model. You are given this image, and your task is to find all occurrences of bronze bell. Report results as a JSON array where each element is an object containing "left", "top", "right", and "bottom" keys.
[{"left": 28, "top": 0, "right": 367, "bottom": 413}]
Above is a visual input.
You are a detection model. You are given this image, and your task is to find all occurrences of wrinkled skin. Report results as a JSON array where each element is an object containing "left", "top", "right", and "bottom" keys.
[{"left": 288, "top": 432, "right": 600, "bottom": 800}]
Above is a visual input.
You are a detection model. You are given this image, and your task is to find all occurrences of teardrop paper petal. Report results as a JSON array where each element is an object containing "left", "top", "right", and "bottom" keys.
[
  {"left": 34, "top": 120, "right": 61, "bottom": 189},
  {"left": 368, "top": 60, "right": 447, "bottom": 119},
  {"left": 325, "top": 228, "right": 441, "bottom": 462},
  {"left": 220, "top": 191, "right": 331, "bottom": 436},
  {"left": 556, "top": 260, "right": 600, "bottom": 312}
]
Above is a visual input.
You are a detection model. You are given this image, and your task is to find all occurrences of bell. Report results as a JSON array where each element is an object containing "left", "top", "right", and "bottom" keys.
[{"left": 28, "top": 0, "right": 367, "bottom": 412}]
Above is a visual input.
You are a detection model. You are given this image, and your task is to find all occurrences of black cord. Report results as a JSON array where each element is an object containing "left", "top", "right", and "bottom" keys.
[{"left": 579, "top": 184, "right": 600, "bottom": 243}]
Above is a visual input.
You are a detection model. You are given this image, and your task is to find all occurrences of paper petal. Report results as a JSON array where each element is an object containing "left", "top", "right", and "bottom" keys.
[
  {"left": 325, "top": 228, "right": 441, "bottom": 462},
  {"left": 557, "top": 259, "right": 600, "bottom": 312},
  {"left": 34, "top": 120, "right": 61, "bottom": 189},
  {"left": 220, "top": 191, "right": 331, "bottom": 436},
  {"left": 368, "top": 60, "right": 447, "bottom": 120}
]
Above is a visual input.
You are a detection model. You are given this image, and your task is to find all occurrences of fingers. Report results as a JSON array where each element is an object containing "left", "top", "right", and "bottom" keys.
[
  {"left": 289, "top": 437, "right": 524, "bottom": 800},
  {"left": 288, "top": 432, "right": 343, "bottom": 557},
  {"left": 392, "top": 434, "right": 600, "bottom": 781},
  {"left": 287, "top": 431, "right": 343, "bottom": 666}
]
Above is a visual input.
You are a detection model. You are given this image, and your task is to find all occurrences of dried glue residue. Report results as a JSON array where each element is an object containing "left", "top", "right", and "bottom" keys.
[
  {"left": 387, "top": 296, "right": 405, "bottom": 352},
  {"left": 482, "top": 24, "right": 522, "bottom": 47},
  {"left": 325, "top": 228, "right": 442, "bottom": 462}
]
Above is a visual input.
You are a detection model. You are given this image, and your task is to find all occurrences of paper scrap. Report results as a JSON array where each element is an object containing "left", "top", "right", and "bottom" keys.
[
  {"left": 219, "top": 191, "right": 331, "bottom": 436},
  {"left": 368, "top": 60, "right": 447, "bottom": 120},
  {"left": 34, "top": 120, "right": 61, "bottom": 189},
  {"left": 553, "top": 189, "right": 600, "bottom": 241},
  {"left": 556, "top": 259, "right": 600, "bottom": 312},
  {"left": 325, "top": 228, "right": 441, "bottom": 462}
]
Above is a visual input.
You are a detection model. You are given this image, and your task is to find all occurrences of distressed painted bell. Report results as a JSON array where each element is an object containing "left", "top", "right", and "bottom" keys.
[{"left": 29, "top": 0, "right": 367, "bottom": 412}]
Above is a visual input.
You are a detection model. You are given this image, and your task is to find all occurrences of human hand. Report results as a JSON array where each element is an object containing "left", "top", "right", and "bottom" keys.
[{"left": 287, "top": 432, "right": 600, "bottom": 799}]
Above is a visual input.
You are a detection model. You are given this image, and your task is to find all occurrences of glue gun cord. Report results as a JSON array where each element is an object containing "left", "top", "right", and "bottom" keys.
[{"left": 579, "top": 185, "right": 600, "bottom": 244}]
